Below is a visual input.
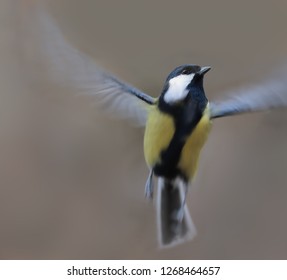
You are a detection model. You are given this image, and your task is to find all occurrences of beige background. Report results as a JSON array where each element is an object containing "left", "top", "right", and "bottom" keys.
[{"left": 1, "top": 0, "right": 287, "bottom": 259}]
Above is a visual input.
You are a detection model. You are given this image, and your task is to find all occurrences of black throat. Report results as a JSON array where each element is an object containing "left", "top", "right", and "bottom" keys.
[{"left": 154, "top": 87, "right": 208, "bottom": 181}]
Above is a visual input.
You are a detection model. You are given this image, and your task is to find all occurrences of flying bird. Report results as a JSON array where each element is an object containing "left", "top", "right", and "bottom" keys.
[{"left": 21, "top": 3, "right": 287, "bottom": 248}]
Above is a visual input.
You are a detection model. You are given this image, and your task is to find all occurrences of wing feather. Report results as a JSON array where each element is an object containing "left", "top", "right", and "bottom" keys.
[
  {"left": 210, "top": 67, "right": 287, "bottom": 119},
  {"left": 21, "top": 3, "right": 155, "bottom": 126}
]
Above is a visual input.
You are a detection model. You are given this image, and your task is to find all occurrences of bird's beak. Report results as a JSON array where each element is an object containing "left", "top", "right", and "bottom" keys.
[{"left": 199, "top": 66, "right": 211, "bottom": 76}]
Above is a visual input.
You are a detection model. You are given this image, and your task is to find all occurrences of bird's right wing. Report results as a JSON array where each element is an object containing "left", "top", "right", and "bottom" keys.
[
  {"left": 19, "top": 1, "right": 155, "bottom": 126},
  {"left": 210, "top": 66, "right": 287, "bottom": 119}
]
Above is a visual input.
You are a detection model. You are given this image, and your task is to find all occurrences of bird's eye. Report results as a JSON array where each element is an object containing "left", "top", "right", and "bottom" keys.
[{"left": 182, "top": 69, "right": 188, "bottom": 74}]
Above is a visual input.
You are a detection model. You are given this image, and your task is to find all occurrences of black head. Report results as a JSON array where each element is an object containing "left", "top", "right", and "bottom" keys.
[{"left": 160, "top": 64, "right": 211, "bottom": 105}]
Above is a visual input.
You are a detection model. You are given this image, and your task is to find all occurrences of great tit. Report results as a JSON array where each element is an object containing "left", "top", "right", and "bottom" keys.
[
  {"left": 143, "top": 65, "right": 212, "bottom": 247},
  {"left": 25, "top": 5, "right": 287, "bottom": 248}
]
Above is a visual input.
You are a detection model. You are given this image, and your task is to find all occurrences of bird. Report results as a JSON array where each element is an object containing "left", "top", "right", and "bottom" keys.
[
  {"left": 20, "top": 3, "right": 287, "bottom": 248},
  {"left": 143, "top": 65, "right": 212, "bottom": 247}
]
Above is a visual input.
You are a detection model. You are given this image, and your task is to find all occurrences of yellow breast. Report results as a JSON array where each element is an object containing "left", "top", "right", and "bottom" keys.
[
  {"left": 143, "top": 104, "right": 212, "bottom": 181},
  {"left": 144, "top": 105, "right": 175, "bottom": 167},
  {"left": 178, "top": 108, "right": 212, "bottom": 179}
]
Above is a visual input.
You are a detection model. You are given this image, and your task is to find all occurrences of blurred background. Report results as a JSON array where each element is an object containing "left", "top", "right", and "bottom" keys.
[{"left": 1, "top": 0, "right": 287, "bottom": 259}]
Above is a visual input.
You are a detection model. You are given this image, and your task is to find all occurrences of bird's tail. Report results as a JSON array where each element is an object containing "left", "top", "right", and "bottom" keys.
[{"left": 157, "top": 177, "right": 196, "bottom": 248}]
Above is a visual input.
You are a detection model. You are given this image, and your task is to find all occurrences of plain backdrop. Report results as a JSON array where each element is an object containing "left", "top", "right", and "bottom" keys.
[{"left": 0, "top": 0, "right": 287, "bottom": 259}]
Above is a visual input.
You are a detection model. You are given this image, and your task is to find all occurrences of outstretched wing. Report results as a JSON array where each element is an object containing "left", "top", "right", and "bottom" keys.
[
  {"left": 210, "top": 67, "right": 287, "bottom": 119},
  {"left": 20, "top": 3, "right": 155, "bottom": 126}
]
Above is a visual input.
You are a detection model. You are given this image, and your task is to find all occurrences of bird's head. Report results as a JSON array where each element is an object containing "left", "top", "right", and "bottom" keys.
[{"left": 160, "top": 64, "right": 211, "bottom": 107}]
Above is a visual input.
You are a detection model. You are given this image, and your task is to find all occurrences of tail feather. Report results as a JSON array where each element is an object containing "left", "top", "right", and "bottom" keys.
[{"left": 157, "top": 178, "right": 196, "bottom": 248}]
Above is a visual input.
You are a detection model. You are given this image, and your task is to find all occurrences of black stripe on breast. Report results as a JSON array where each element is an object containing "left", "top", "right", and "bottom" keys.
[{"left": 154, "top": 94, "right": 206, "bottom": 181}]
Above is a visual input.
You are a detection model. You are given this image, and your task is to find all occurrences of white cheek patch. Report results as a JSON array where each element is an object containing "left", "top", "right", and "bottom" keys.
[{"left": 164, "top": 74, "right": 195, "bottom": 103}]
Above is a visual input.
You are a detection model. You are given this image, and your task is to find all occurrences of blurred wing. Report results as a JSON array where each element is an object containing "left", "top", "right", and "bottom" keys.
[
  {"left": 210, "top": 69, "right": 287, "bottom": 119},
  {"left": 22, "top": 4, "right": 155, "bottom": 126}
]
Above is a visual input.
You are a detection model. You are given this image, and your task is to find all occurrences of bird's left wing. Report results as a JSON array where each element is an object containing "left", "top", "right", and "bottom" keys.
[
  {"left": 210, "top": 67, "right": 287, "bottom": 119},
  {"left": 20, "top": 2, "right": 155, "bottom": 126}
]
